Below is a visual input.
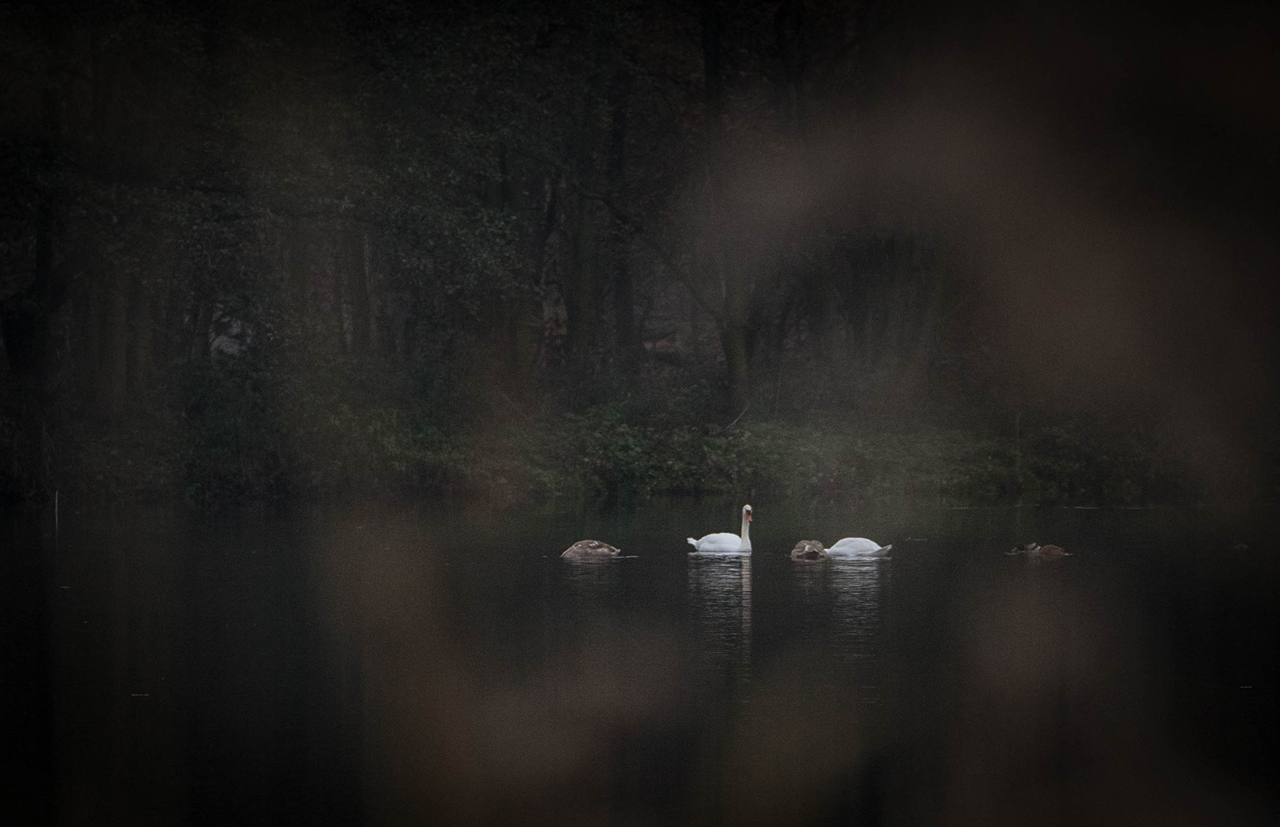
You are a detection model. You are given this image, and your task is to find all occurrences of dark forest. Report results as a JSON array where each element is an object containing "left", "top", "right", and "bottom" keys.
[{"left": 3, "top": 0, "right": 1278, "bottom": 508}]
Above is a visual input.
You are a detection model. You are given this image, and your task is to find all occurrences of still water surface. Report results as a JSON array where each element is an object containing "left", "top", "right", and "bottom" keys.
[{"left": 3, "top": 501, "right": 1277, "bottom": 825}]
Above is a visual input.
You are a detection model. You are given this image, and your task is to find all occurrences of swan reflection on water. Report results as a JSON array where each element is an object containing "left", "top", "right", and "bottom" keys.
[
  {"left": 688, "top": 554, "right": 753, "bottom": 683},
  {"left": 786, "top": 555, "right": 887, "bottom": 699},
  {"left": 827, "top": 558, "right": 885, "bottom": 669}
]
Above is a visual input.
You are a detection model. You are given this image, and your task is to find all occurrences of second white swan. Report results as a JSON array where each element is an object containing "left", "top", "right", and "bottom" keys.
[{"left": 827, "top": 537, "right": 892, "bottom": 557}]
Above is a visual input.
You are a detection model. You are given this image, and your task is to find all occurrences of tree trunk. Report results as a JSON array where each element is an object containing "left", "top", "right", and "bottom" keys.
[
  {"left": 493, "top": 149, "right": 535, "bottom": 403},
  {"left": 497, "top": 142, "right": 513, "bottom": 210},
  {"left": 349, "top": 225, "right": 371, "bottom": 358},
  {"left": 564, "top": 175, "right": 597, "bottom": 381},
  {"left": 774, "top": 0, "right": 811, "bottom": 136},
  {"left": 0, "top": 48, "right": 67, "bottom": 388},
  {"left": 0, "top": 70, "right": 68, "bottom": 491},
  {"left": 287, "top": 217, "right": 309, "bottom": 300},
  {"left": 330, "top": 234, "right": 347, "bottom": 353},
  {"left": 606, "top": 66, "right": 639, "bottom": 374},
  {"left": 129, "top": 278, "right": 154, "bottom": 394},
  {"left": 190, "top": 294, "right": 213, "bottom": 364},
  {"left": 101, "top": 268, "right": 132, "bottom": 419},
  {"left": 702, "top": 1, "right": 751, "bottom": 414},
  {"left": 0, "top": 208, "right": 57, "bottom": 384}
]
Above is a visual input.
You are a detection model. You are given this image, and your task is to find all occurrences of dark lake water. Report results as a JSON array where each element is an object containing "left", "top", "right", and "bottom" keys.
[{"left": 3, "top": 500, "right": 1278, "bottom": 825}]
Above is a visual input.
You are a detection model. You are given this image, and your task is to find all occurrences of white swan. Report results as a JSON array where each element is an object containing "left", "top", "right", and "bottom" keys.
[
  {"left": 827, "top": 537, "right": 892, "bottom": 557},
  {"left": 688, "top": 504, "right": 752, "bottom": 553}
]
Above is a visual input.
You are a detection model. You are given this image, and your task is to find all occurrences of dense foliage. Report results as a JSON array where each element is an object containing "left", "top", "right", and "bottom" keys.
[{"left": 1, "top": 0, "right": 1276, "bottom": 507}]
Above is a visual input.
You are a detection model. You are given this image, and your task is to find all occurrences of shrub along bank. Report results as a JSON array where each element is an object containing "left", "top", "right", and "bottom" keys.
[{"left": 19, "top": 391, "right": 1246, "bottom": 509}]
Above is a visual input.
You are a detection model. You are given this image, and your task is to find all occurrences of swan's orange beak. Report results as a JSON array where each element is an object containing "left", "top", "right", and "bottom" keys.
[{"left": 747, "top": 514, "right": 752, "bottom": 521}]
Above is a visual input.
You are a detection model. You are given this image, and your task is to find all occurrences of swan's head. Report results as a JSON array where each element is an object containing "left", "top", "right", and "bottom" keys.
[{"left": 742, "top": 504, "right": 753, "bottom": 522}]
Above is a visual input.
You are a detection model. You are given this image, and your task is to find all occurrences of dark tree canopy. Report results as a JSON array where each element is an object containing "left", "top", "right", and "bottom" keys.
[{"left": 1, "top": 0, "right": 1276, "bottom": 505}]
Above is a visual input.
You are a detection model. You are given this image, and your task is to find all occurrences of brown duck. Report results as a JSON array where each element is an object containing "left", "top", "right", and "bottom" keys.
[
  {"left": 790, "top": 540, "right": 829, "bottom": 562},
  {"left": 561, "top": 540, "right": 621, "bottom": 560}
]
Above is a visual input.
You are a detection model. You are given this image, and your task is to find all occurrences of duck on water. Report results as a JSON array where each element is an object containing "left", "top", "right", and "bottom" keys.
[
  {"left": 561, "top": 540, "right": 621, "bottom": 560},
  {"left": 790, "top": 540, "right": 829, "bottom": 562}
]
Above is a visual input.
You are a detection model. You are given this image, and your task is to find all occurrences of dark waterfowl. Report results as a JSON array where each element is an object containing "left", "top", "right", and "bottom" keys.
[
  {"left": 561, "top": 540, "right": 621, "bottom": 560},
  {"left": 790, "top": 540, "right": 829, "bottom": 562}
]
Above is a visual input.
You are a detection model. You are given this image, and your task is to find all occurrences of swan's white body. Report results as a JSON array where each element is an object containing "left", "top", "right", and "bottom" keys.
[
  {"left": 827, "top": 537, "right": 892, "bottom": 557},
  {"left": 688, "top": 505, "right": 752, "bottom": 553}
]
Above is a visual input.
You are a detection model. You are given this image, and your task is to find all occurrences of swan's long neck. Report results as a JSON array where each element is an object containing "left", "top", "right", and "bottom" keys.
[{"left": 740, "top": 512, "right": 751, "bottom": 543}]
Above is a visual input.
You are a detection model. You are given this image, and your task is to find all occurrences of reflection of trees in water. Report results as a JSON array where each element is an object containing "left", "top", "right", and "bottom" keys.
[
  {"left": 46, "top": 524, "right": 190, "bottom": 823},
  {"left": 687, "top": 555, "right": 753, "bottom": 684},
  {"left": 47, "top": 516, "right": 368, "bottom": 824},
  {"left": 563, "top": 559, "right": 622, "bottom": 612}
]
